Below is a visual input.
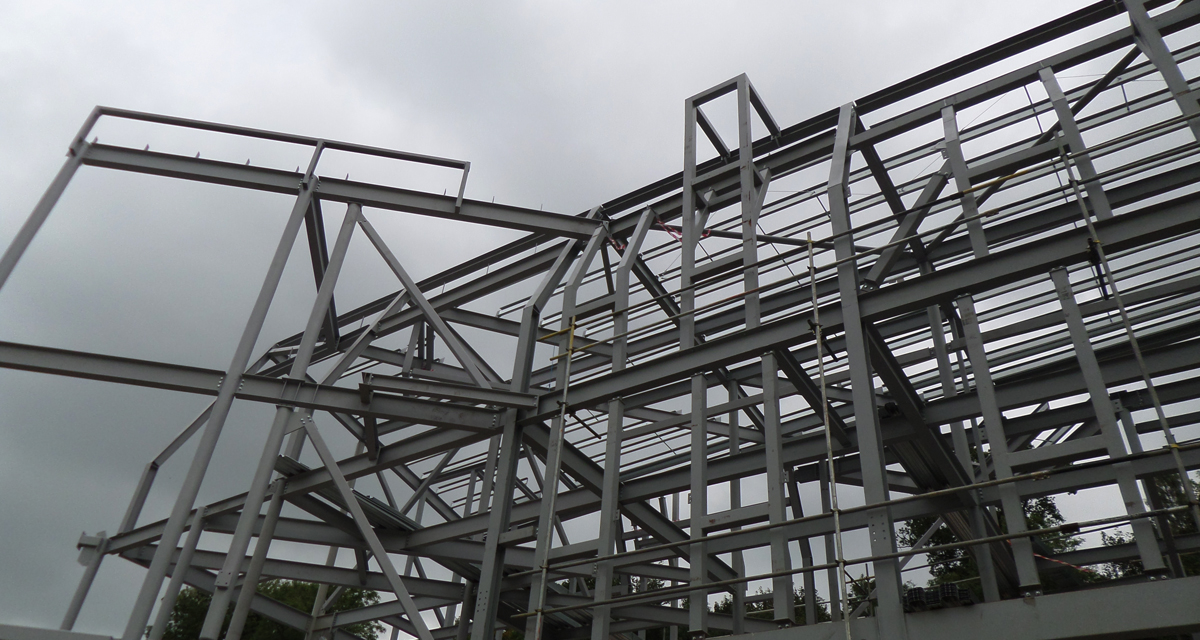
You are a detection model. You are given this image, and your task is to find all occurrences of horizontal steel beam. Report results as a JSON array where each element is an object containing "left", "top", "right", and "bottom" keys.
[
  {"left": 527, "top": 192, "right": 1200, "bottom": 421},
  {"left": 362, "top": 374, "right": 537, "bottom": 409},
  {"left": 79, "top": 144, "right": 600, "bottom": 239},
  {"left": 739, "top": 575, "right": 1200, "bottom": 640},
  {"left": 0, "top": 341, "right": 501, "bottom": 430}
]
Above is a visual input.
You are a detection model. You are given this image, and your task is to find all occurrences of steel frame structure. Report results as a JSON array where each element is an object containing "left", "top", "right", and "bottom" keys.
[{"left": 5, "top": 1, "right": 1200, "bottom": 639}]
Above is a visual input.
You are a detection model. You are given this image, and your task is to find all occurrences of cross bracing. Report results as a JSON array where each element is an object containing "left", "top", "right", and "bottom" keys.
[{"left": 5, "top": 1, "right": 1200, "bottom": 640}]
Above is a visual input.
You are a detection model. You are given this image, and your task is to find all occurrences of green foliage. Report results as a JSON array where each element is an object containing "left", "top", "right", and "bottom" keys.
[
  {"left": 897, "top": 495, "right": 1087, "bottom": 597},
  {"left": 156, "top": 580, "right": 383, "bottom": 640},
  {"left": 1101, "top": 473, "right": 1200, "bottom": 580},
  {"left": 712, "top": 587, "right": 831, "bottom": 626}
]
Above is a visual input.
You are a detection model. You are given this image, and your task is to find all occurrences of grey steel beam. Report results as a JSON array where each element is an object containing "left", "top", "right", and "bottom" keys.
[
  {"left": 941, "top": 104, "right": 989, "bottom": 258},
  {"left": 524, "top": 191, "right": 1200, "bottom": 422},
  {"left": 958, "top": 294, "right": 1041, "bottom": 594},
  {"left": 121, "top": 553, "right": 362, "bottom": 640},
  {"left": 0, "top": 109, "right": 100, "bottom": 291},
  {"left": 0, "top": 341, "right": 502, "bottom": 430},
  {"left": 309, "top": 327, "right": 1200, "bottom": 563},
  {"left": 361, "top": 375, "right": 535, "bottom": 409},
  {"left": 122, "top": 152, "right": 321, "bottom": 640},
  {"left": 826, "top": 102, "right": 906, "bottom": 638},
  {"left": 77, "top": 144, "right": 600, "bottom": 239},
  {"left": 1127, "top": 0, "right": 1200, "bottom": 141},
  {"left": 23, "top": 6, "right": 1200, "bottom": 640},
  {"left": 731, "top": 575, "right": 1200, "bottom": 640},
  {"left": 200, "top": 201, "right": 361, "bottom": 640},
  {"left": 1049, "top": 267, "right": 1165, "bottom": 573}
]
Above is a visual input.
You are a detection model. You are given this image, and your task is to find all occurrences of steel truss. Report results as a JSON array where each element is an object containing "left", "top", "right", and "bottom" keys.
[{"left": 5, "top": 1, "right": 1200, "bottom": 639}]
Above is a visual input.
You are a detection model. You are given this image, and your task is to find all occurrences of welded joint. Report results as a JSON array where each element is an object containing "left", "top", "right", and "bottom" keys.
[{"left": 75, "top": 531, "right": 108, "bottom": 566}]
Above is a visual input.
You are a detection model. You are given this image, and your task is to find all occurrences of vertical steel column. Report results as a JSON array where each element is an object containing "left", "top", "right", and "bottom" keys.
[
  {"left": 199, "top": 200, "right": 358, "bottom": 640},
  {"left": 1050, "top": 267, "right": 1165, "bottom": 572},
  {"left": 827, "top": 102, "right": 907, "bottom": 638},
  {"left": 527, "top": 226, "right": 607, "bottom": 640},
  {"left": 687, "top": 371, "right": 708, "bottom": 637},
  {"left": 785, "top": 469, "right": 818, "bottom": 624},
  {"left": 680, "top": 94, "right": 708, "bottom": 637},
  {"left": 941, "top": 105, "right": 989, "bottom": 258},
  {"left": 1115, "top": 401, "right": 1188, "bottom": 577},
  {"left": 471, "top": 231, "right": 590, "bottom": 640},
  {"left": 591, "top": 210, "right": 653, "bottom": 640},
  {"left": 736, "top": 75, "right": 794, "bottom": 626},
  {"left": 927, "top": 303, "right": 1001, "bottom": 602},
  {"left": 1126, "top": 0, "right": 1200, "bottom": 141},
  {"left": 471, "top": 417, "right": 523, "bottom": 640},
  {"left": 726, "top": 381, "right": 746, "bottom": 636},
  {"left": 737, "top": 77, "right": 761, "bottom": 329},
  {"left": 1039, "top": 68, "right": 1113, "bottom": 220},
  {"left": 817, "top": 463, "right": 840, "bottom": 622},
  {"left": 444, "top": 469, "right": 477, "bottom": 627},
  {"left": 122, "top": 146, "right": 323, "bottom": 640},
  {"left": 761, "top": 352, "right": 794, "bottom": 625},
  {"left": 957, "top": 294, "right": 1042, "bottom": 594}
]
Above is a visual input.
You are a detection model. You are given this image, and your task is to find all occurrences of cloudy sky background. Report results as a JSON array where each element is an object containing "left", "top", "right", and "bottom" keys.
[{"left": 0, "top": 0, "right": 1124, "bottom": 635}]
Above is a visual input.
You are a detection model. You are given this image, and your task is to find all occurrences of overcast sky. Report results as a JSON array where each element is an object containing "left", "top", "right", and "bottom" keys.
[{"left": 0, "top": 1, "right": 1108, "bottom": 636}]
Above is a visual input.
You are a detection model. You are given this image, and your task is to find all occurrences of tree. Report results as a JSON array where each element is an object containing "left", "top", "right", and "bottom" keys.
[
  {"left": 897, "top": 495, "right": 1088, "bottom": 598},
  {"left": 712, "top": 586, "right": 832, "bottom": 626},
  {"left": 156, "top": 580, "right": 383, "bottom": 640},
  {"left": 1101, "top": 472, "right": 1200, "bottom": 580}
]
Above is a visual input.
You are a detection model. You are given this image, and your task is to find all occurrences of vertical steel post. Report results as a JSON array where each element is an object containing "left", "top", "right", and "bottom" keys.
[
  {"left": 687, "top": 372, "right": 708, "bottom": 637},
  {"left": 957, "top": 294, "right": 1042, "bottom": 594},
  {"left": 737, "top": 76, "right": 761, "bottom": 329},
  {"left": 1050, "top": 267, "right": 1165, "bottom": 572},
  {"left": 761, "top": 351, "right": 794, "bottom": 625},
  {"left": 1039, "top": 68, "right": 1113, "bottom": 220},
  {"left": 737, "top": 75, "right": 794, "bottom": 626},
  {"left": 941, "top": 104, "right": 989, "bottom": 258},
  {"left": 592, "top": 210, "right": 653, "bottom": 640},
  {"left": 827, "top": 102, "right": 907, "bottom": 639},
  {"left": 527, "top": 225, "right": 606, "bottom": 640},
  {"left": 472, "top": 228, "right": 592, "bottom": 640},
  {"left": 681, "top": 88, "right": 708, "bottom": 640},
  {"left": 726, "top": 381, "right": 746, "bottom": 635},
  {"left": 1115, "top": 402, "right": 1188, "bottom": 577},
  {"left": 784, "top": 471, "right": 817, "bottom": 624},
  {"left": 1126, "top": 0, "right": 1200, "bottom": 141},
  {"left": 927, "top": 303, "right": 1001, "bottom": 602},
  {"left": 817, "top": 463, "right": 841, "bottom": 622}
]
